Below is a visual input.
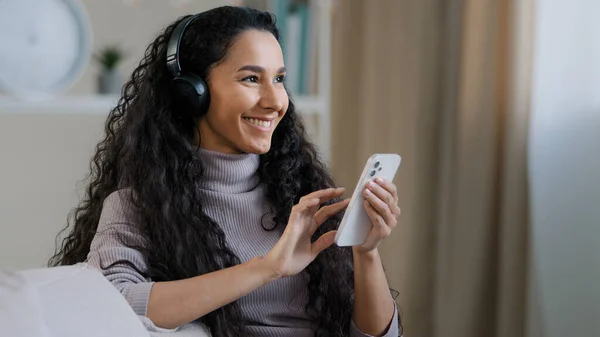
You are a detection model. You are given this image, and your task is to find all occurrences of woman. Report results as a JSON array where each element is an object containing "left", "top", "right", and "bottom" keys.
[{"left": 50, "top": 6, "right": 401, "bottom": 337}]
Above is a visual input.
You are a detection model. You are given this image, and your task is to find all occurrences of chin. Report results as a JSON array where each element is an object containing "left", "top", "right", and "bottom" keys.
[
  {"left": 238, "top": 138, "right": 273, "bottom": 154},
  {"left": 244, "top": 143, "right": 272, "bottom": 154}
]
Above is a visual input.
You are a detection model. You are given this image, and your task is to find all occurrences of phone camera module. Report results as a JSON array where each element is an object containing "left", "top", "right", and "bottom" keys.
[
  {"left": 374, "top": 161, "right": 380, "bottom": 168},
  {"left": 370, "top": 170, "right": 376, "bottom": 177}
]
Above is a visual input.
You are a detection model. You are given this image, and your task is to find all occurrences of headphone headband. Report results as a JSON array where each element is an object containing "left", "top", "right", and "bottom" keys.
[
  {"left": 166, "top": 13, "right": 210, "bottom": 116},
  {"left": 166, "top": 14, "right": 199, "bottom": 77}
]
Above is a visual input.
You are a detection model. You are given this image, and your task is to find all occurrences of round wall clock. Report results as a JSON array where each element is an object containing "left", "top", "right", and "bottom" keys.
[{"left": 0, "top": 0, "right": 92, "bottom": 100}]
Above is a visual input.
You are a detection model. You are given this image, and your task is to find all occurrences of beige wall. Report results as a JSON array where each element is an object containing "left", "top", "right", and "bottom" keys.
[
  {"left": 71, "top": 0, "right": 227, "bottom": 95},
  {"left": 0, "top": 0, "right": 231, "bottom": 269},
  {"left": 0, "top": 115, "right": 106, "bottom": 269}
]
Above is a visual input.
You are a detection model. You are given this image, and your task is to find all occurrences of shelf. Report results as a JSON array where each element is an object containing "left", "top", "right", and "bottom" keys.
[
  {"left": 0, "top": 95, "right": 325, "bottom": 116},
  {"left": 0, "top": 95, "right": 119, "bottom": 115}
]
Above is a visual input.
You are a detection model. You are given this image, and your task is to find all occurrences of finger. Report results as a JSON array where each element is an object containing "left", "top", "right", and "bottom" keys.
[
  {"left": 365, "top": 180, "right": 396, "bottom": 210},
  {"left": 296, "top": 197, "right": 321, "bottom": 211},
  {"left": 300, "top": 187, "right": 345, "bottom": 205},
  {"left": 374, "top": 178, "right": 402, "bottom": 215},
  {"left": 287, "top": 197, "right": 320, "bottom": 232},
  {"left": 361, "top": 201, "right": 390, "bottom": 250},
  {"left": 305, "top": 197, "right": 321, "bottom": 216},
  {"left": 365, "top": 200, "right": 390, "bottom": 235},
  {"left": 374, "top": 178, "right": 399, "bottom": 203},
  {"left": 363, "top": 187, "right": 395, "bottom": 225},
  {"left": 297, "top": 198, "right": 322, "bottom": 225},
  {"left": 311, "top": 230, "right": 337, "bottom": 257},
  {"left": 311, "top": 198, "right": 350, "bottom": 234}
]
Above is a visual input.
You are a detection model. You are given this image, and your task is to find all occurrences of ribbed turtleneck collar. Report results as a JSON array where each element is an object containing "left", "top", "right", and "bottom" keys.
[{"left": 195, "top": 148, "right": 261, "bottom": 194}]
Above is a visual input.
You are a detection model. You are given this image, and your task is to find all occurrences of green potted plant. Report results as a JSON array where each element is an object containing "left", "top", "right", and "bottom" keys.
[{"left": 95, "top": 45, "right": 126, "bottom": 94}]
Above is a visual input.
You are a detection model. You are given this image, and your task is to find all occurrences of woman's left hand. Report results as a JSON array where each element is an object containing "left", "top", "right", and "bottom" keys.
[{"left": 359, "top": 177, "right": 401, "bottom": 252}]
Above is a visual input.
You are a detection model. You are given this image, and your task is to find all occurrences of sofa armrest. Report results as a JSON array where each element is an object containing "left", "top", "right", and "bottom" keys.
[
  {"left": 139, "top": 316, "right": 212, "bottom": 337},
  {"left": 1, "top": 263, "right": 149, "bottom": 337}
]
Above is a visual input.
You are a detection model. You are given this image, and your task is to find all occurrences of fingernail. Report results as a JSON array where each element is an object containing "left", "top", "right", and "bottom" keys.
[{"left": 376, "top": 178, "right": 384, "bottom": 184}]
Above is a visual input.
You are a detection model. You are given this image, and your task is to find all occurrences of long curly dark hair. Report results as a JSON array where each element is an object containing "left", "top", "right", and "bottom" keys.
[{"left": 48, "top": 5, "right": 361, "bottom": 336}]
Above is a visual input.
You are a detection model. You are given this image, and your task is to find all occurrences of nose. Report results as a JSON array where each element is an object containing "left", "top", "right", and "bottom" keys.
[{"left": 258, "top": 83, "right": 286, "bottom": 113}]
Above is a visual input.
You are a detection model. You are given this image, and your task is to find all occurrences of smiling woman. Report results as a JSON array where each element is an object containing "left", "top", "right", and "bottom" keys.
[{"left": 48, "top": 5, "right": 401, "bottom": 337}]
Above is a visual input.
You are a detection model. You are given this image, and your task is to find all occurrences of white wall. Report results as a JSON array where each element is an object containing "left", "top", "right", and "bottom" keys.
[{"left": 528, "top": 0, "right": 600, "bottom": 336}]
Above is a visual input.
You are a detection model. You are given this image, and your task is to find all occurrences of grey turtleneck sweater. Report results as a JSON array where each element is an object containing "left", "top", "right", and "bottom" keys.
[{"left": 86, "top": 148, "right": 399, "bottom": 337}]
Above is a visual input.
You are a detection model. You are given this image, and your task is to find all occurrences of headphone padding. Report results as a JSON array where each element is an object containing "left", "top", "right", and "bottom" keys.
[{"left": 171, "top": 73, "right": 210, "bottom": 117}]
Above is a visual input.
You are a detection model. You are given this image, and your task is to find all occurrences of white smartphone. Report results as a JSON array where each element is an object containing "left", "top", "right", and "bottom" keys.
[{"left": 334, "top": 153, "right": 402, "bottom": 247}]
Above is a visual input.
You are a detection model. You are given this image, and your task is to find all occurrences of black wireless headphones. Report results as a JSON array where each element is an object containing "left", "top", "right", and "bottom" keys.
[{"left": 166, "top": 14, "right": 210, "bottom": 116}]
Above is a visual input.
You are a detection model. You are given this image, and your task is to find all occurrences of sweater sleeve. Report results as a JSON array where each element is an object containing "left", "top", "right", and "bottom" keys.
[
  {"left": 86, "top": 189, "right": 155, "bottom": 317},
  {"left": 349, "top": 301, "right": 401, "bottom": 337}
]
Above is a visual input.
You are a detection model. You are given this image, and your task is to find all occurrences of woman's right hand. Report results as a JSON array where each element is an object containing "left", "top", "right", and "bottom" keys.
[{"left": 264, "top": 187, "right": 350, "bottom": 278}]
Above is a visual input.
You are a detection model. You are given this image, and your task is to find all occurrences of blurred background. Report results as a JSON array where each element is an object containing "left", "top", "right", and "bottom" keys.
[{"left": 0, "top": 1, "right": 598, "bottom": 337}]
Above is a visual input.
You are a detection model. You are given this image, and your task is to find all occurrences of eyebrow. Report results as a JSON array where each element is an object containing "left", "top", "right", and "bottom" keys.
[{"left": 237, "top": 65, "right": 287, "bottom": 73}]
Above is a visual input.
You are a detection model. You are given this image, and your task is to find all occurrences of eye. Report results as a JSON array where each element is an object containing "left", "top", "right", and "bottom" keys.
[
  {"left": 242, "top": 75, "right": 258, "bottom": 83},
  {"left": 275, "top": 75, "right": 286, "bottom": 83}
]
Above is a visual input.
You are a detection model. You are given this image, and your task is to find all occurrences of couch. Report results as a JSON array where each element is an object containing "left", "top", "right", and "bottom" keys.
[{"left": 0, "top": 263, "right": 211, "bottom": 337}]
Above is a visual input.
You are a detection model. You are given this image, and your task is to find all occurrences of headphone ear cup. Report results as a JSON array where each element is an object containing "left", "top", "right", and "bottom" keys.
[{"left": 171, "top": 73, "right": 210, "bottom": 117}]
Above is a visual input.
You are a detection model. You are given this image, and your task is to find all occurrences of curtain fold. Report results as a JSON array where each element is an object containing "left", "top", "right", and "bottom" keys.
[{"left": 331, "top": 1, "right": 534, "bottom": 336}]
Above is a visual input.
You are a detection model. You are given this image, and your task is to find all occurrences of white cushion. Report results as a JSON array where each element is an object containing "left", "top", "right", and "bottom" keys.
[{"left": 0, "top": 263, "right": 149, "bottom": 337}]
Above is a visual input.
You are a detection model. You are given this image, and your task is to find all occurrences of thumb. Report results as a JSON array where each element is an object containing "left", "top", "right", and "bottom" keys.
[{"left": 311, "top": 231, "right": 337, "bottom": 257}]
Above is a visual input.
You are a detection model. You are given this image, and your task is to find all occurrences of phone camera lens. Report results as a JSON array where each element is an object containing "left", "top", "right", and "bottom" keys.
[
  {"left": 378, "top": 167, "right": 382, "bottom": 171},
  {"left": 374, "top": 161, "right": 380, "bottom": 168},
  {"left": 370, "top": 170, "right": 376, "bottom": 177}
]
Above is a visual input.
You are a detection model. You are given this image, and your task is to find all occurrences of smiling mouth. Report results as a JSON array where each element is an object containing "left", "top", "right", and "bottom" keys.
[{"left": 242, "top": 117, "right": 273, "bottom": 129}]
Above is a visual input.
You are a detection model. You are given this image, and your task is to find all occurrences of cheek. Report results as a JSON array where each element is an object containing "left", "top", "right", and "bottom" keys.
[
  {"left": 279, "top": 92, "right": 290, "bottom": 116},
  {"left": 212, "top": 90, "right": 255, "bottom": 122}
]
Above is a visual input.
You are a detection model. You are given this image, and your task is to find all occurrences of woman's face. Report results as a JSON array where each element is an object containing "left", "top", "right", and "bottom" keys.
[{"left": 198, "top": 29, "right": 288, "bottom": 154}]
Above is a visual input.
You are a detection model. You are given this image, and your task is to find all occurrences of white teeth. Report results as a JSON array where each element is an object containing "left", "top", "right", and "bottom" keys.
[{"left": 243, "top": 117, "right": 272, "bottom": 128}]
